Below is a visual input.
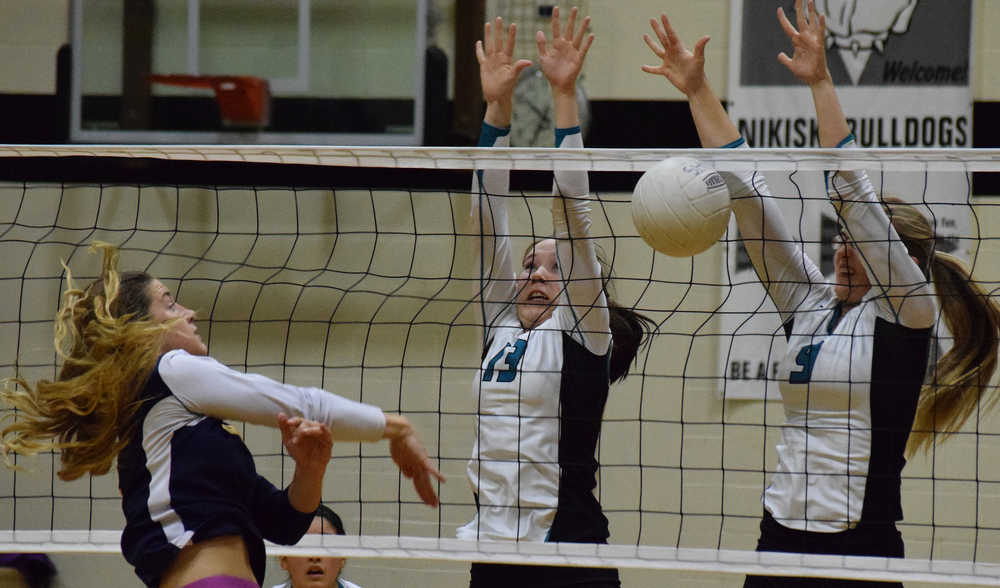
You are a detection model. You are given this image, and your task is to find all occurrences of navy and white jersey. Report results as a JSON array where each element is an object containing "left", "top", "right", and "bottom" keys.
[
  {"left": 118, "top": 350, "right": 386, "bottom": 586},
  {"left": 457, "top": 123, "right": 612, "bottom": 542},
  {"left": 726, "top": 136, "right": 936, "bottom": 532}
]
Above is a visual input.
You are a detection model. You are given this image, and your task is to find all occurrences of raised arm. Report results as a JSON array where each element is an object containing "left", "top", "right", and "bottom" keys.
[
  {"left": 469, "top": 17, "right": 533, "bottom": 330},
  {"left": 778, "top": 0, "right": 934, "bottom": 327},
  {"left": 642, "top": 14, "right": 825, "bottom": 320},
  {"left": 641, "top": 14, "right": 737, "bottom": 148},
  {"left": 537, "top": 7, "right": 609, "bottom": 354},
  {"left": 776, "top": 0, "right": 849, "bottom": 147}
]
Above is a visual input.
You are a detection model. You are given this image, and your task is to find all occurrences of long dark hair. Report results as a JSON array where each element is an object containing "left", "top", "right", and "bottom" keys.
[
  {"left": 520, "top": 239, "right": 655, "bottom": 384},
  {"left": 607, "top": 299, "right": 656, "bottom": 384}
]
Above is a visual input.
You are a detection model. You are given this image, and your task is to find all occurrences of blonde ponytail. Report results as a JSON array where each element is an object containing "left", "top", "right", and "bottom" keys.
[
  {"left": 906, "top": 251, "right": 1000, "bottom": 456},
  {"left": 880, "top": 199, "right": 1000, "bottom": 457},
  {"left": 1, "top": 244, "right": 169, "bottom": 480}
]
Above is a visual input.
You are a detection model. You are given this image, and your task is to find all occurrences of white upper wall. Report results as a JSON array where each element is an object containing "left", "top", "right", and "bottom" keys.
[
  {"left": 0, "top": 0, "right": 995, "bottom": 99},
  {"left": 0, "top": 0, "right": 69, "bottom": 94}
]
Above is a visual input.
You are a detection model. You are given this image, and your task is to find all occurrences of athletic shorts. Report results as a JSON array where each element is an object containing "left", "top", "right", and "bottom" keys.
[{"left": 743, "top": 510, "right": 904, "bottom": 588}]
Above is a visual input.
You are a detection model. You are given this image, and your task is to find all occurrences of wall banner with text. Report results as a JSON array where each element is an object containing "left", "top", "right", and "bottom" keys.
[{"left": 720, "top": 0, "right": 973, "bottom": 400}]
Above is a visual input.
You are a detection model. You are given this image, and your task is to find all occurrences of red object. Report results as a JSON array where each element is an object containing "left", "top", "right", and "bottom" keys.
[{"left": 149, "top": 74, "right": 271, "bottom": 128}]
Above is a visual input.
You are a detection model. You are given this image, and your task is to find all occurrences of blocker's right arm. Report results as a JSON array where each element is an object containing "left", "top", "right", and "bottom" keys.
[
  {"left": 469, "top": 17, "right": 532, "bottom": 331},
  {"left": 641, "top": 13, "right": 823, "bottom": 321}
]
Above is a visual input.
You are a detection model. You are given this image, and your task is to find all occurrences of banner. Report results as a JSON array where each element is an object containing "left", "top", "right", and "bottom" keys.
[{"left": 721, "top": 0, "right": 973, "bottom": 400}]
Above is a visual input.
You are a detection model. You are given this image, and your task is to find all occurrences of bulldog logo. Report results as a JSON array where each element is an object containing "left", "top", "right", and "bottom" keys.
[{"left": 816, "top": 0, "right": 918, "bottom": 85}]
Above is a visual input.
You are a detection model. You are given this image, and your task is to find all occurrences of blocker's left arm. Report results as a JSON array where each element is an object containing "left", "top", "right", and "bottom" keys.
[
  {"left": 540, "top": 7, "right": 610, "bottom": 355},
  {"left": 780, "top": 0, "right": 934, "bottom": 328}
]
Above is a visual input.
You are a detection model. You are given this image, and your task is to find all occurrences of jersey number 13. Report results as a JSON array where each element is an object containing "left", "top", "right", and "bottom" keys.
[{"left": 483, "top": 340, "right": 528, "bottom": 383}]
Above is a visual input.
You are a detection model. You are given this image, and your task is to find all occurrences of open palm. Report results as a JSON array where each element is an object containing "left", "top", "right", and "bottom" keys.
[
  {"left": 641, "top": 13, "right": 709, "bottom": 97},
  {"left": 536, "top": 6, "right": 593, "bottom": 95},
  {"left": 777, "top": 0, "right": 829, "bottom": 85},
  {"left": 476, "top": 17, "right": 532, "bottom": 104}
]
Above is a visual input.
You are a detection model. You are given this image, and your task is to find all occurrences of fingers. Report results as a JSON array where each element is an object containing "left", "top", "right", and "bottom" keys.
[
  {"left": 493, "top": 16, "right": 504, "bottom": 54},
  {"left": 795, "top": 0, "right": 806, "bottom": 30},
  {"left": 535, "top": 29, "right": 548, "bottom": 58},
  {"left": 505, "top": 22, "right": 517, "bottom": 56},
  {"left": 551, "top": 5, "right": 561, "bottom": 40},
  {"left": 643, "top": 33, "right": 665, "bottom": 59},
  {"left": 777, "top": 51, "right": 793, "bottom": 70},
  {"left": 475, "top": 40, "right": 486, "bottom": 64},
  {"left": 408, "top": 456, "right": 444, "bottom": 508},
  {"left": 422, "top": 456, "right": 445, "bottom": 483},
  {"left": 483, "top": 20, "right": 493, "bottom": 55},
  {"left": 512, "top": 58, "right": 532, "bottom": 77},
  {"left": 777, "top": 6, "right": 798, "bottom": 39},
  {"left": 649, "top": 16, "right": 668, "bottom": 48},
  {"left": 572, "top": 15, "right": 590, "bottom": 48},
  {"left": 288, "top": 420, "right": 330, "bottom": 445},
  {"left": 578, "top": 33, "right": 594, "bottom": 62},
  {"left": 693, "top": 35, "right": 710, "bottom": 60},
  {"left": 278, "top": 412, "right": 299, "bottom": 438},
  {"left": 565, "top": 6, "right": 577, "bottom": 41},
  {"left": 412, "top": 471, "right": 439, "bottom": 508},
  {"left": 660, "top": 13, "right": 679, "bottom": 48}
]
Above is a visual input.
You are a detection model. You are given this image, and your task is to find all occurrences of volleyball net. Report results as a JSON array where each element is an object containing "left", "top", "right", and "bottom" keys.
[{"left": 1, "top": 145, "right": 999, "bottom": 585}]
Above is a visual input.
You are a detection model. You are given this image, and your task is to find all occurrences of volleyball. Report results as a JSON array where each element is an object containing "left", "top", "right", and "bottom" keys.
[{"left": 631, "top": 157, "right": 732, "bottom": 257}]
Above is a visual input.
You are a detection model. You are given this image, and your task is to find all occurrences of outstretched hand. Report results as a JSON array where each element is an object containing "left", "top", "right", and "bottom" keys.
[
  {"left": 777, "top": 0, "right": 830, "bottom": 85},
  {"left": 641, "top": 13, "right": 709, "bottom": 97},
  {"left": 476, "top": 17, "right": 532, "bottom": 104},
  {"left": 536, "top": 6, "right": 594, "bottom": 96},
  {"left": 278, "top": 413, "right": 332, "bottom": 474},
  {"left": 385, "top": 415, "right": 445, "bottom": 508}
]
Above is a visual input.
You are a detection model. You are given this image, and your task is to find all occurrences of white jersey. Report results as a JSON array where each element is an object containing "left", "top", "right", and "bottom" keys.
[
  {"left": 726, "top": 136, "right": 936, "bottom": 532},
  {"left": 458, "top": 123, "right": 613, "bottom": 542}
]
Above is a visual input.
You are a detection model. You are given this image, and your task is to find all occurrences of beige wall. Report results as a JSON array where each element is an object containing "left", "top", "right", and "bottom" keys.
[{"left": 1, "top": 1, "right": 997, "bottom": 99}]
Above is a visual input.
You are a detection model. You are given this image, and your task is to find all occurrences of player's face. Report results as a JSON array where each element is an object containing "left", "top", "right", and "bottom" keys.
[
  {"left": 516, "top": 239, "right": 560, "bottom": 329},
  {"left": 280, "top": 517, "right": 346, "bottom": 588},
  {"left": 832, "top": 234, "right": 871, "bottom": 304},
  {"left": 146, "top": 279, "right": 208, "bottom": 356}
]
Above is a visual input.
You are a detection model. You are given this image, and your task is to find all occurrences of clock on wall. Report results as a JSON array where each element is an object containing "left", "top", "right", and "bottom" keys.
[{"left": 510, "top": 65, "right": 591, "bottom": 147}]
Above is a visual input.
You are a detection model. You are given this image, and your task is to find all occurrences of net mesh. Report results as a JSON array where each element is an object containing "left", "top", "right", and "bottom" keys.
[{"left": 1, "top": 145, "right": 999, "bottom": 586}]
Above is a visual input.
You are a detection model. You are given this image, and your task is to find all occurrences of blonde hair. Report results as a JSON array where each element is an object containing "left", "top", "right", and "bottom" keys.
[
  {"left": 882, "top": 200, "right": 1000, "bottom": 456},
  {"left": 1, "top": 244, "right": 171, "bottom": 480}
]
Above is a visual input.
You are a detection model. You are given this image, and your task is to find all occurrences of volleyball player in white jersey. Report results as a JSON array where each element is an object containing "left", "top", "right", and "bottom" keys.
[
  {"left": 642, "top": 1, "right": 1000, "bottom": 586},
  {"left": 459, "top": 9, "right": 650, "bottom": 588},
  {"left": 1, "top": 244, "right": 443, "bottom": 588}
]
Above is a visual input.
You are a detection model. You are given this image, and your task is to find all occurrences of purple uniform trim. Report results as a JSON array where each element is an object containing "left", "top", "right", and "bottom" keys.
[{"left": 183, "top": 575, "right": 261, "bottom": 588}]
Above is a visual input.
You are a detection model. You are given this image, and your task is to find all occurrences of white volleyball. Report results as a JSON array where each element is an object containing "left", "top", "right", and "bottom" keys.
[{"left": 631, "top": 157, "right": 731, "bottom": 257}]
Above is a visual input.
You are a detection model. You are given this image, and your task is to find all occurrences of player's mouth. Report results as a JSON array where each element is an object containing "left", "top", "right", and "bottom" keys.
[{"left": 526, "top": 290, "right": 550, "bottom": 303}]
